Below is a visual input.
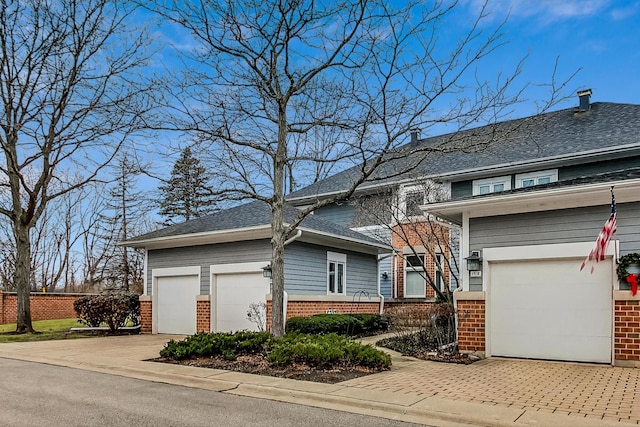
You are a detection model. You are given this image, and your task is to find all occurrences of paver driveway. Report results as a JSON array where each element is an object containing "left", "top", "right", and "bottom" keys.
[
  {"left": 1, "top": 335, "right": 639, "bottom": 425},
  {"left": 344, "top": 356, "right": 640, "bottom": 424}
]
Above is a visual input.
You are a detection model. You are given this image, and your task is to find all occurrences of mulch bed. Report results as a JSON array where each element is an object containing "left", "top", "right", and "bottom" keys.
[
  {"left": 152, "top": 354, "right": 380, "bottom": 384},
  {"left": 419, "top": 352, "right": 478, "bottom": 365}
]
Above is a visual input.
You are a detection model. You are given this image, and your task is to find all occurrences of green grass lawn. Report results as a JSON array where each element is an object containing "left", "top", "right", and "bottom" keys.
[{"left": 0, "top": 318, "right": 89, "bottom": 343}]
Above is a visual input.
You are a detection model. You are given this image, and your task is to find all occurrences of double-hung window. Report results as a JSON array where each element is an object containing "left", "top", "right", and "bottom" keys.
[
  {"left": 435, "top": 253, "right": 445, "bottom": 291},
  {"left": 404, "top": 254, "right": 426, "bottom": 298},
  {"left": 515, "top": 169, "right": 558, "bottom": 188},
  {"left": 327, "top": 252, "right": 346, "bottom": 295},
  {"left": 472, "top": 176, "right": 511, "bottom": 196}
]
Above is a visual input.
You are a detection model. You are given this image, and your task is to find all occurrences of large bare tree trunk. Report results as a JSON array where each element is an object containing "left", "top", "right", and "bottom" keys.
[{"left": 14, "top": 225, "right": 33, "bottom": 333}]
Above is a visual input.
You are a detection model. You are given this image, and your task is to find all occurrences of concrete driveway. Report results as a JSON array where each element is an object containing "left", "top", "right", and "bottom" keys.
[{"left": 0, "top": 335, "right": 638, "bottom": 426}]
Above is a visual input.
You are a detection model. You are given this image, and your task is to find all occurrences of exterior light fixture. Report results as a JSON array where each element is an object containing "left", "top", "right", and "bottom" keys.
[
  {"left": 262, "top": 264, "right": 272, "bottom": 279},
  {"left": 381, "top": 271, "right": 389, "bottom": 280},
  {"left": 465, "top": 251, "right": 482, "bottom": 272}
]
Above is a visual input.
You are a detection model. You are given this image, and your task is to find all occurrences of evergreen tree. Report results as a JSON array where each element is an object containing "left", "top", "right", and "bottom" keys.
[{"left": 159, "top": 146, "right": 215, "bottom": 225}]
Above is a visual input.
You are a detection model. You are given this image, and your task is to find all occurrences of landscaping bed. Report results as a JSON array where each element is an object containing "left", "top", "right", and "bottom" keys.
[{"left": 154, "top": 331, "right": 391, "bottom": 384}]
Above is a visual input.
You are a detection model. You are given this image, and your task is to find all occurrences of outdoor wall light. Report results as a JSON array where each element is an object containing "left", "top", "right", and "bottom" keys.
[
  {"left": 381, "top": 271, "right": 389, "bottom": 280},
  {"left": 465, "top": 252, "right": 482, "bottom": 271},
  {"left": 262, "top": 263, "right": 272, "bottom": 279}
]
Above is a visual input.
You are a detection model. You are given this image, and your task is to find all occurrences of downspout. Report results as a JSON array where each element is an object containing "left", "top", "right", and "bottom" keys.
[{"left": 281, "top": 229, "right": 302, "bottom": 328}]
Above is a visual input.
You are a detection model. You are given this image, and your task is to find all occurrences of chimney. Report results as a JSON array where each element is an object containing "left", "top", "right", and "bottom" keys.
[
  {"left": 410, "top": 128, "right": 421, "bottom": 144},
  {"left": 577, "top": 89, "right": 592, "bottom": 112}
]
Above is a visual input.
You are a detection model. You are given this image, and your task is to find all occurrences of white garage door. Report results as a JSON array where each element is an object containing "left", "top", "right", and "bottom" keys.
[
  {"left": 157, "top": 275, "right": 200, "bottom": 335},
  {"left": 215, "top": 272, "right": 269, "bottom": 332},
  {"left": 489, "top": 258, "right": 612, "bottom": 363}
]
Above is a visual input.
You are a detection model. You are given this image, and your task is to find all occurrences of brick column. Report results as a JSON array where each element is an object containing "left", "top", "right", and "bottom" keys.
[
  {"left": 614, "top": 291, "right": 640, "bottom": 367},
  {"left": 0, "top": 290, "right": 4, "bottom": 324},
  {"left": 139, "top": 295, "right": 152, "bottom": 333},
  {"left": 455, "top": 292, "right": 486, "bottom": 355},
  {"left": 196, "top": 296, "right": 211, "bottom": 333}
]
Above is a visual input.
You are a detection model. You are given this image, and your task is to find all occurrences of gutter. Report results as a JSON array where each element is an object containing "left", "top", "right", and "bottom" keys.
[{"left": 284, "top": 229, "right": 303, "bottom": 246}]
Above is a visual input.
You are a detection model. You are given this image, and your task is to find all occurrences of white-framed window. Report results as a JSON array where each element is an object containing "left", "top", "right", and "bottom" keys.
[
  {"left": 397, "top": 181, "right": 449, "bottom": 219},
  {"left": 327, "top": 252, "right": 346, "bottom": 295},
  {"left": 404, "top": 254, "right": 426, "bottom": 298},
  {"left": 515, "top": 169, "right": 558, "bottom": 188},
  {"left": 472, "top": 176, "right": 511, "bottom": 196},
  {"left": 435, "top": 253, "right": 445, "bottom": 291}
]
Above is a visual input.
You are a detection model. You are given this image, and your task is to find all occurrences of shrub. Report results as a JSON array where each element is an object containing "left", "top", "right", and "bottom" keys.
[
  {"left": 268, "top": 333, "right": 391, "bottom": 370},
  {"left": 159, "top": 331, "right": 275, "bottom": 360},
  {"left": 285, "top": 314, "right": 390, "bottom": 336},
  {"left": 74, "top": 292, "right": 140, "bottom": 332}
]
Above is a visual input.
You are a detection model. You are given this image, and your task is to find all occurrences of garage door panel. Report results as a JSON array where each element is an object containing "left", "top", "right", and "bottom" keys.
[
  {"left": 216, "top": 272, "right": 269, "bottom": 332},
  {"left": 490, "top": 258, "right": 612, "bottom": 364},
  {"left": 157, "top": 275, "right": 199, "bottom": 335}
]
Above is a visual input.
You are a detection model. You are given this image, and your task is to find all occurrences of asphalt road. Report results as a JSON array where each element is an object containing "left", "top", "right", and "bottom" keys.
[{"left": 0, "top": 358, "right": 425, "bottom": 427}]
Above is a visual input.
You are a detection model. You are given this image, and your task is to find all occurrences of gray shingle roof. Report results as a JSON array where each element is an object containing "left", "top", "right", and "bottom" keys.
[
  {"left": 127, "top": 200, "right": 387, "bottom": 246},
  {"left": 287, "top": 102, "right": 640, "bottom": 200}
]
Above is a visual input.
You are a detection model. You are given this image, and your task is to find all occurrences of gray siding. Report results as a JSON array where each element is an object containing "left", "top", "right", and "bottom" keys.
[
  {"left": 379, "top": 255, "right": 392, "bottom": 298},
  {"left": 284, "top": 241, "right": 378, "bottom": 296},
  {"left": 146, "top": 240, "right": 272, "bottom": 294},
  {"left": 559, "top": 156, "right": 640, "bottom": 181},
  {"left": 468, "top": 201, "right": 640, "bottom": 290},
  {"left": 451, "top": 181, "right": 473, "bottom": 199},
  {"left": 313, "top": 203, "right": 356, "bottom": 228}
]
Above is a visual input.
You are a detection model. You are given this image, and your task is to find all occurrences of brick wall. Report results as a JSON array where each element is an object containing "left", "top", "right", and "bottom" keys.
[
  {"left": 614, "top": 300, "right": 640, "bottom": 362},
  {"left": 457, "top": 299, "right": 485, "bottom": 352},
  {"left": 139, "top": 298, "right": 152, "bottom": 333},
  {"left": 0, "top": 291, "right": 90, "bottom": 324},
  {"left": 266, "top": 299, "right": 381, "bottom": 331},
  {"left": 391, "top": 222, "right": 450, "bottom": 299},
  {"left": 196, "top": 300, "right": 211, "bottom": 333}
]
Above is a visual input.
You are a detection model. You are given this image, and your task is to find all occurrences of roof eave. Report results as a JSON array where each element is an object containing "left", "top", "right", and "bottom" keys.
[{"left": 422, "top": 178, "right": 640, "bottom": 219}]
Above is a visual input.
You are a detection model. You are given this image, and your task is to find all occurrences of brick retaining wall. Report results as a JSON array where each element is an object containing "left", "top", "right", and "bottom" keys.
[{"left": 0, "top": 291, "right": 91, "bottom": 324}]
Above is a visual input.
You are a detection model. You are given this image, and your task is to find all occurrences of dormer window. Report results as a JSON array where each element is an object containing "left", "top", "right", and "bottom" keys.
[
  {"left": 472, "top": 176, "right": 511, "bottom": 196},
  {"left": 515, "top": 170, "right": 558, "bottom": 189}
]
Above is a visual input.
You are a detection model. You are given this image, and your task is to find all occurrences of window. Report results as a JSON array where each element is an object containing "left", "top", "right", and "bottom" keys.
[
  {"left": 327, "top": 252, "right": 346, "bottom": 295},
  {"left": 472, "top": 176, "right": 511, "bottom": 196},
  {"left": 515, "top": 169, "right": 558, "bottom": 189},
  {"left": 404, "top": 254, "right": 426, "bottom": 297},
  {"left": 435, "top": 253, "right": 445, "bottom": 291},
  {"left": 405, "top": 191, "right": 424, "bottom": 217}
]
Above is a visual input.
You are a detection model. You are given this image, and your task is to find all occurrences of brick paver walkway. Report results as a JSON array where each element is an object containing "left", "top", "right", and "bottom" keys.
[{"left": 343, "top": 357, "right": 640, "bottom": 424}]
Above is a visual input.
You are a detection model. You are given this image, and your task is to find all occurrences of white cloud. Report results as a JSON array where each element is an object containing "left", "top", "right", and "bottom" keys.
[{"left": 462, "top": 0, "right": 610, "bottom": 24}]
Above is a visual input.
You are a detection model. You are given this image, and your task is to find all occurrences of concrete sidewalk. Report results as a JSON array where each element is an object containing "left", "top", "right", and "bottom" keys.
[{"left": 0, "top": 335, "right": 638, "bottom": 426}]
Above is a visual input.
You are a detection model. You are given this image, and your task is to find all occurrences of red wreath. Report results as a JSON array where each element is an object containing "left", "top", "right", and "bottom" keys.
[{"left": 626, "top": 274, "right": 639, "bottom": 296}]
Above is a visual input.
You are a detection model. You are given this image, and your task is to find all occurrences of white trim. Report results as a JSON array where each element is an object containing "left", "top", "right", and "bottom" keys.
[
  {"left": 515, "top": 169, "right": 558, "bottom": 188},
  {"left": 424, "top": 177, "right": 640, "bottom": 219},
  {"left": 142, "top": 249, "right": 148, "bottom": 296},
  {"left": 461, "top": 212, "right": 470, "bottom": 292},
  {"left": 327, "top": 252, "right": 347, "bottom": 295},
  {"left": 151, "top": 266, "right": 202, "bottom": 335},
  {"left": 472, "top": 175, "right": 511, "bottom": 196},
  {"left": 210, "top": 261, "right": 270, "bottom": 332},
  {"left": 404, "top": 253, "right": 427, "bottom": 298}
]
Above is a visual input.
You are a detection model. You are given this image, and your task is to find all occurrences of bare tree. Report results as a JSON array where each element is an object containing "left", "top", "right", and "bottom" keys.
[
  {"left": 148, "top": 0, "right": 572, "bottom": 336},
  {"left": 0, "top": 0, "right": 154, "bottom": 332}
]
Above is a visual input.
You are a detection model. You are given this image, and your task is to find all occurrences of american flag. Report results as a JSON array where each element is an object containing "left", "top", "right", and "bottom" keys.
[{"left": 580, "top": 187, "right": 617, "bottom": 273}]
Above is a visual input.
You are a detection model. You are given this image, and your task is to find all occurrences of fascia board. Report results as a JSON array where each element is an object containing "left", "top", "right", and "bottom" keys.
[
  {"left": 122, "top": 225, "right": 272, "bottom": 249},
  {"left": 422, "top": 178, "right": 640, "bottom": 218}
]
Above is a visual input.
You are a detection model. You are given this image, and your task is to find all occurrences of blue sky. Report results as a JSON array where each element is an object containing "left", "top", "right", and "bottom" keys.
[
  {"left": 459, "top": 0, "right": 640, "bottom": 110},
  {"left": 142, "top": 0, "right": 640, "bottom": 186}
]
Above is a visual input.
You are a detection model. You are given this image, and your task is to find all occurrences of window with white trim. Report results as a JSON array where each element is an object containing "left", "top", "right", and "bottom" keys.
[
  {"left": 435, "top": 253, "right": 445, "bottom": 291},
  {"left": 398, "top": 181, "right": 449, "bottom": 219},
  {"left": 472, "top": 176, "right": 511, "bottom": 196},
  {"left": 327, "top": 252, "right": 346, "bottom": 295},
  {"left": 515, "top": 169, "right": 558, "bottom": 188},
  {"left": 404, "top": 254, "right": 426, "bottom": 297}
]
